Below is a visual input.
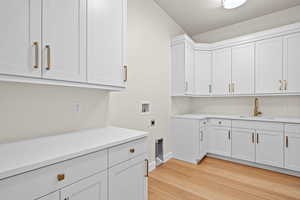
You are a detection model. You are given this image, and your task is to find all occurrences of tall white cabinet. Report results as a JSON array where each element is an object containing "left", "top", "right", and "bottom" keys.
[
  {"left": 212, "top": 48, "right": 232, "bottom": 95},
  {"left": 255, "top": 37, "right": 283, "bottom": 94},
  {"left": 87, "top": 0, "right": 127, "bottom": 87},
  {"left": 194, "top": 51, "right": 212, "bottom": 95},
  {"left": 231, "top": 43, "right": 255, "bottom": 95},
  {"left": 0, "top": 0, "right": 127, "bottom": 90},
  {"left": 0, "top": 0, "right": 42, "bottom": 77},
  {"left": 171, "top": 36, "right": 194, "bottom": 96}
]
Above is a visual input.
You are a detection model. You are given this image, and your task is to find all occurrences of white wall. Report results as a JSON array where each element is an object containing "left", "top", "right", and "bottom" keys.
[
  {"left": 193, "top": 5, "right": 300, "bottom": 43},
  {"left": 0, "top": 82, "right": 109, "bottom": 143},
  {"left": 109, "top": 0, "right": 184, "bottom": 163},
  {"left": 190, "top": 96, "right": 300, "bottom": 118}
]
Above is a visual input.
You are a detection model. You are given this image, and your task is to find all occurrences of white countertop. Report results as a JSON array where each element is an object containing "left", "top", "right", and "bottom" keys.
[
  {"left": 173, "top": 114, "right": 300, "bottom": 124},
  {"left": 0, "top": 127, "right": 148, "bottom": 180}
]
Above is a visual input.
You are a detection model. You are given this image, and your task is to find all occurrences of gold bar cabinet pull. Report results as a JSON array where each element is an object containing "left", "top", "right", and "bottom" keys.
[
  {"left": 129, "top": 148, "right": 135, "bottom": 153},
  {"left": 252, "top": 133, "right": 255, "bottom": 144},
  {"left": 124, "top": 65, "right": 128, "bottom": 82},
  {"left": 256, "top": 133, "right": 259, "bottom": 144},
  {"left": 45, "top": 45, "right": 51, "bottom": 70},
  {"left": 228, "top": 130, "right": 231, "bottom": 140},
  {"left": 57, "top": 174, "right": 65, "bottom": 181},
  {"left": 33, "top": 42, "right": 39, "bottom": 69},
  {"left": 145, "top": 159, "right": 149, "bottom": 177},
  {"left": 286, "top": 136, "right": 289, "bottom": 148}
]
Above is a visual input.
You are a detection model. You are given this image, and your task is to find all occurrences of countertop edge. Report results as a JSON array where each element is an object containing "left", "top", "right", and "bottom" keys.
[{"left": 0, "top": 127, "right": 148, "bottom": 181}]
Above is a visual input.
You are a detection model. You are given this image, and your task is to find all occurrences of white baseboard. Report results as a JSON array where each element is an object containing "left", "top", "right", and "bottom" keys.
[
  {"left": 149, "top": 152, "right": 173, "bottom": 172},
  {"left": 207, "top": 153, "right": 300, "bottom": 178}
]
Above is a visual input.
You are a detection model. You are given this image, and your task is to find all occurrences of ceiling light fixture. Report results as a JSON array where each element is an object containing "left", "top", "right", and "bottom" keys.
[{"left": 223, "top": 0, "right": 247, "bottom": 9}]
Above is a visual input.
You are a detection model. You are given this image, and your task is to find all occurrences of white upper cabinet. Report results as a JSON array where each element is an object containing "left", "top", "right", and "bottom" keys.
[
  {"left": 232, "top": 43, "right": 255, "bottom": 95},
  {"left": 87, "top": 0, "right": 127, "bottom": 87},
  {"left": 212, "top": 48, "right": 232, "bottom": 95},
  {"left": 42, "top": 0, "right": 86, "bottom": 82},
  {"left": 0, "top": 0, "right": 41, "bottom": 77},
  {"left": 171, "top": 37, "right": 194, "bottom": 96},
  {"left": 185, "top": 42, "right": 195, "bottom": 95},
  {"left": 283, "top": 33, "right": 300, "bottom": 94},
  {"left": 255, "top": 37, "right": 283, "bottom": 94},
  {"left": 194, "top": 51, "right": 212, "bottom": 96}
]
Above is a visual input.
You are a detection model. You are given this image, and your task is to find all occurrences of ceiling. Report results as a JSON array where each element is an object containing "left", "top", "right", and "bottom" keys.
[{"left": 154, "top": 0, "right": 300, "bottom": 36}]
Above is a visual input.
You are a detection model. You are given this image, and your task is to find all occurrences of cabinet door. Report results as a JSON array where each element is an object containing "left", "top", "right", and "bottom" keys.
[
  {"left": 255, "top": 37, "right": 283, "bottom": 94},
  {"left": 285, "top": 132, "right": 300, "bottom": 172},
  {"left": 87, "top": 0, "right": 126, "bottom": 87},
  {"left": 256, "top": 131, "right": 284, "bottom": 168},
  {"left": 212, "top": 48, "right": 232, "bottom": 95},
  {"left": 42, "top": 0, "right": 86, "bottom": 82},
  {"left": 283, "top": 33, "right": 300, "bottom": 93},
  {"left": 194, "top": 51, "right": 212, "bottom": 96},
  {"left": 232, "top": 43, "right": 254, "bottom": 95},
  {"left": 208, "top": 126, "right": 231, "bottom": 157},
  {"left": 61, "top": 171, "right": 107, "bottom": 200},
  {"left": 38, "top": 192, "right": 59, "bottom": 200},
  {"left": 185, "top": 42, "right": 195, "bottom": 95},
  {"left": 109, "top": 158, "right": 147, "bottom": 200},
  {"left": 199, "top": 127, "right": 208, "bottom": 160},
  {"left": 172, "top": 118, "right": 199, "bottom": 163},
  {"left": 171, "top": 43, "right": 186, "bottom": 96},
  {"left": 0, "top": 0, "right": 41, "bottom": 77},
  {"left": 231, "top": 128, "right": 255, "bottom": 162}
]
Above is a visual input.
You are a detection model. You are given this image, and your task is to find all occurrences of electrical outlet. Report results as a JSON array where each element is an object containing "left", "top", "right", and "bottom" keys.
[{"left": 150, "top": 120, "right": 156, "bottom": 127}]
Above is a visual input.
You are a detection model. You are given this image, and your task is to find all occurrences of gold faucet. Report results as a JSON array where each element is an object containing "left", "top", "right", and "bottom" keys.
[{"left": 254, "top": 97, "right": 262, "bottom": 117}]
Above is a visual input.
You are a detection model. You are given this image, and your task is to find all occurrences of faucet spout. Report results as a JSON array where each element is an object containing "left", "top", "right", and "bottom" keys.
[{"left": 254, "top": 97, "right": 262, "bottom": 117}]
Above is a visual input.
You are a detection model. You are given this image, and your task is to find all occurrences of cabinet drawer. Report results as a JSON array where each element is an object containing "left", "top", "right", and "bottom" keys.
[
  {"left": 232, "top": 120, "right": 284, "bottom": 132},
  {"left": 0, "top": 150, "right": 107, "bottom": 200},
  {"left": 285, "top": 124, "right": 300, "bottom": 133},
  {"left": 109, "top": 138, "right": 147, "bottom": 167},
  {"left": 209, "top": 119, "right": 231, "bottom": 127}
]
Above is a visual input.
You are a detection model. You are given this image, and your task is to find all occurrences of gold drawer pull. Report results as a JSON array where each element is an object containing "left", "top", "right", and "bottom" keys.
[
  {"left": 45, "top": 45, "right": 51, "bottom": 70},
  {"left": 33, "top": 42, "right": 39, "bottom": 69},
  {"left": 57, "top": 174, "right": 65, "bottom": 181},
  {"left": 129, "top": 148, "right": 135, "bottom": 153}
]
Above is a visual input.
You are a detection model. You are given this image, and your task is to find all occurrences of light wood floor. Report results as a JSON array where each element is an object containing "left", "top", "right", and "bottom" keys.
[{"left": 148, "top": 157, "right": 300, "bottom": 200}]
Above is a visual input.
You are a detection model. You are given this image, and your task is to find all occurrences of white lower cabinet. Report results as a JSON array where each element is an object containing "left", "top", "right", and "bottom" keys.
[
  {"left": 285, "top": 124, "right": 300, "bottom": 171},
  {"left": 38, "top": 192, "right": 59, "bottom": 200},
  {"left": 199, "top": 126, "right": 208, "bottom": 160},
  {"left": 208, "top": 126, "right": 231, "bottom": 157},
  {"left": 109, "top": 156, "right": 147, "bottom": 200},
  {"left": 173, "top": 117, "right": 300, "bottom": 175},
  {"left": 255, "top": 130, "right": 284, "bottom": 168},
  {"left": 231, "top": 128, "right": 256, "bottom": 162},
  {"left": 61, "top": 171, "right": 107, "bottom": 200},
  {"left": 0, "top": 138, "right": 148, "bottom": 200}
]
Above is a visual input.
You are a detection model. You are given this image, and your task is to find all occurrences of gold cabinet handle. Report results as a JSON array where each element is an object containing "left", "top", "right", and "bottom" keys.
[
  {"left": 57, "top": 174, "right": 65, "bottom": 181},
  {"left": 129, "top": 148, "right": 135, "bottom": 153},
  {"left": 45, "top": 45, "right": 51, "bottom": 70},
  {"left": 33, "top": 42, "right": 39, "bottom": 69},
  {"left": 256, "top": 133, "right": 259, "bottom": 144},
  {"left": 124, "top": 65, "right": 128, "bottom": 82},
  {"left": 286, "top": 136, "right": 289, "bottom": 148},
  {"left": 279, "top": 80, "right": 283, "bottom": 91},
  {"left": 228, "top": 130, "right": 231, "bottom": 140},
  {"left": 145, "top": 159, "right": 149, "bottom": 177},
  {"left": 252, "top": 133, "right": 255, "bottom": 144},
  {"left": 284, "top": 80, "right": 288, "bottom": 91}
]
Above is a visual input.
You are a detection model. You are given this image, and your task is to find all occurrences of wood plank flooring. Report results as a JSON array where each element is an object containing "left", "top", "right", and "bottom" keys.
[{"left": 148, "top": 157, "right": 300, "bottom": 200}]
